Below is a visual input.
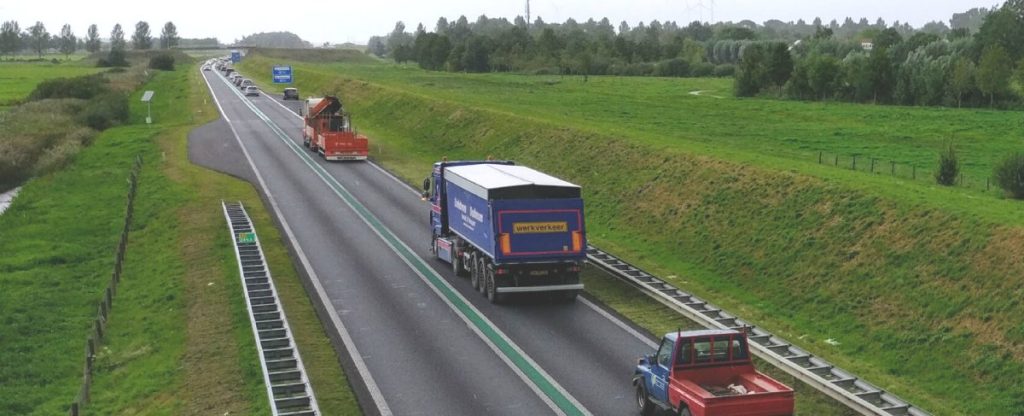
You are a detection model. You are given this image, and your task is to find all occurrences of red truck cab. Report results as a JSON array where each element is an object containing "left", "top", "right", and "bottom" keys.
[{"left": 633, "top": 329, "right": 794, "bottom": 416}]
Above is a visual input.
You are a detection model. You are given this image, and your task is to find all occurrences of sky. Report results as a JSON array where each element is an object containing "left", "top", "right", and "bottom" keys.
[{"left": 0, "top": 0, "right": 999, "bottom": 45}]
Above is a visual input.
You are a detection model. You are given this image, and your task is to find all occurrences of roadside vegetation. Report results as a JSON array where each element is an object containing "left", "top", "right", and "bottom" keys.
[
  {"left": 241, "top": 49, "right": 1024, "bottom": 415},
  {"left": 0, "top": 55, "right": 359, "bottom": 414}
]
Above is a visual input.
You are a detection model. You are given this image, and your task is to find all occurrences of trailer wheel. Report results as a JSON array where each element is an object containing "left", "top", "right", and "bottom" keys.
[
  {"left": 452, "top": 250, "right": 464, "bottom": 277},
  {"left": 485, "top": 268, "right": 503, "bottom": 304},
  {"left": 476, "top": 258, "right": 487, "bottom": 294},
  {"left": 470, "top": 252, "right": 480, "bottom": 290},
  {"left": 636, "top": 384, "right": 654, "bottom": 416}
]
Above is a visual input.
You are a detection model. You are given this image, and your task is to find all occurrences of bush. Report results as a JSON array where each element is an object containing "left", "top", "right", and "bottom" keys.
[
  {"left": 713, "top": 64, "right": 736, "bottom": 77},
  {"left": 653, "top": 58, "right": 690, "bottom": 77},
  {"left": 97, "top": 49, "right": 129, "bottom": 67},
  {"left": 78, "top": 93, "right": 129, "bottom": 131},
  {"left": 148, "top": 54, "right": 175, "bottom": 71},
  {"left": 690, "top": 62, "right": 715, "bottom": 77},
  {"left": 935, "top": 144, "right": 959, "bottom": 186},
  {"left": 28, "top": 74, "right": 110, "bottom": 101},
  {"left": 994, "top": 153, "right": 1024, "bottom": 199}
]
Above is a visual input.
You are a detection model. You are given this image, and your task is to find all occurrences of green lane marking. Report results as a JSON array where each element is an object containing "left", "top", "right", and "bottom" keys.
[{"left": 216, "top": 73, "right": 587, "bottom": 415}]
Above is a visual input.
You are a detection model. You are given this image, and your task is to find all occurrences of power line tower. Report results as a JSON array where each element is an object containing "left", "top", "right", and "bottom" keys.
[{"left": 684, "top": 0, "right": 716, "bottom": 23}]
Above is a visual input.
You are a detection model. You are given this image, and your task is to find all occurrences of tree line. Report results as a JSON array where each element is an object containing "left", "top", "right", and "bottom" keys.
[
  {"left": 0, "top": 20, "right": 180, "bottom": 59},
  {"left": 736, "top": 0, "right": 1024, "bottom": 109}
]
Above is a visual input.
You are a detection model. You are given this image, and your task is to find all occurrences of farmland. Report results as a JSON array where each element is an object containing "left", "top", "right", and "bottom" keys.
[
  {"left": 0, "top": 61, "right": 102, "bottom": 109},
  {"left": 241, "top": 50, "right": 1024, "bottom": 415}
]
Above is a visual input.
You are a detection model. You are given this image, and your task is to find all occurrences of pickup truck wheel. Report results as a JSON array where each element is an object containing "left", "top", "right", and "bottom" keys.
[
  {"left": 485, "top": 269, "right": 503, "bottom": 304},
  {"left": 635, "top": 384, "right": 654, "bottom": 416},
  {"left": 679, "top": 406, "right": 692, "bottom": 416}
]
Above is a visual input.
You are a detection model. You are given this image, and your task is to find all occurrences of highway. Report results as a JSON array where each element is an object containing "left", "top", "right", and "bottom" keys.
[{"left": 196, "top": 67, "right": 657, "bottom": 415}]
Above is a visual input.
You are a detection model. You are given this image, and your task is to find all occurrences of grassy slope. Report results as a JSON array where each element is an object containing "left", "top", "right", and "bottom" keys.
[
  {"left": 241, "top": 54, "right": 1024, "bottom": 415},
  {"left": 0, "top": 62, "right": 358, "bottom": 414}
]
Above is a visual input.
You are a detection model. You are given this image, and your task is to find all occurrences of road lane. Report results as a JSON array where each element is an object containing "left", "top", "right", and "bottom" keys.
[{"left": 199, "top": 69, "right": 558, "bottom": 416}]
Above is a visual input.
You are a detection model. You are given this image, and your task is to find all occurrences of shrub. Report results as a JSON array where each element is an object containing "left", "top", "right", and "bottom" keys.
[
  {"left": 994, "top": 153, "right": 1024, "bottom": 199},
  {"left": 690, "top": 62, "right": 716, "bottom": 77},
  {"left": 28, "top": 74, "right": 110, "bottom": 101},
  {"left": 33, "top": 140, "right": 83, "bottom": 176},
  {"left": 148, "top": 54, "right": 175, "bottom": 71},
  {"left": 653, "top": 58, "right": 690, "bottom": 77},
  {"left": 713, "top": 64, "right": 737, "bottom": 77},
  {"left": 78, "top": 93, "right": 129, "bottom": 131},
  {"left": 935, "top": 143, "right": 959, "bottom": 186},
  {"left": 97, "top": 49, "right": 129, "bottom": 67}
]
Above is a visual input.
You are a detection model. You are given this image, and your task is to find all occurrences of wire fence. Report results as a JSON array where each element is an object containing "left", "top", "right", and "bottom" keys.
[
  {"left": 67, "top": 155, "right": 142, "bottom": 416},
  {"left": 815, "top": 150, "right": 998, "bottom": 192}
]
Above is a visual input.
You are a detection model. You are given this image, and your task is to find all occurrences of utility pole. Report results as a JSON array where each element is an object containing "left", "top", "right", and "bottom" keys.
[{"left": 526, "top": 0, "right": 531, "bottom": 27}]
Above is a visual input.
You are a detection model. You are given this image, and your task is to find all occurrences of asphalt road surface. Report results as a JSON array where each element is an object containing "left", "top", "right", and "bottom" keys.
[{"left": 195, "top": 68, "right": 657, "bottom": 416}]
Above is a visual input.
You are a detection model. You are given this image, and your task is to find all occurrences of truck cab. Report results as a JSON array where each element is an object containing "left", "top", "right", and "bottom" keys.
[{"left": 634, "top": 329, "right": 794, "bottom": 416}]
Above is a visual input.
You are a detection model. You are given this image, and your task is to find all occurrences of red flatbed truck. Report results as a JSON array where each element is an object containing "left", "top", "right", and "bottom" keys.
[
  {"left": 634, "top": 329, "right": 795, "bottom": 416},
  {"left": 301, "top": 96, "right": 369, "bottom": 161}
]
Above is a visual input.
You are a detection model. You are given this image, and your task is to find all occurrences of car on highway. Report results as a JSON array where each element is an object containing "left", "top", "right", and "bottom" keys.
[
  {"left": 234, "top": 77, "right": 244, "bottom": 87},
  {"left": 240, "top": 79, "right": 253, "bottom": 89},
  {"left": 202, "top": 66, "right": 211, "bottom": 71},
  {"left": 244, "top": 86, "right": 260, "bottom": 97},
  {"left": 634, "top": 329, "right": 794, "bottom": 416},
  {"left": 283, "top": 88, "right": 299, "bottom": 100}
]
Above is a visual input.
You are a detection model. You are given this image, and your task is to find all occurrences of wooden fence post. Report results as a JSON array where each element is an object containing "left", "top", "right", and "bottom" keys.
[
  {"left": 870, "top": 158, "right": 876, "bottom": 173},
  {"left": 891, "top": 161, "right": 895, "bottom": 175},
  {"left": 818, "top": 151, "right": 822, "bottom": 164},
  {"left": 852, "top": 155, "right": 858, "bottom": 170}
]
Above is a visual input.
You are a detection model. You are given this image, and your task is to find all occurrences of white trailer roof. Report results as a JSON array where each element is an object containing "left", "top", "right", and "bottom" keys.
[{"left": 446, "top": 164, "right": 579, "bottom": 199}]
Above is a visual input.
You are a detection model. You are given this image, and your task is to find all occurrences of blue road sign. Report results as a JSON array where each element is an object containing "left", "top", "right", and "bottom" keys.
[
  {"left": 231, "top": 50, "right": 241, "bottom": 63},
  {"left": 272, "top": 65, "right": 293, "bottom": 84}
]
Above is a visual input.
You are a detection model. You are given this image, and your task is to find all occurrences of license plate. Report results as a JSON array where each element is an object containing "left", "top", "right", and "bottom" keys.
[{"left": 529, "top": 270, "right": 549, "bottom": 276}]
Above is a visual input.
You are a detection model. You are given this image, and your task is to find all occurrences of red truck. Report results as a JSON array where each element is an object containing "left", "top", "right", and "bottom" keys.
[
  {"left": 301, "top": 96, "right": 369, "bottom": 161},
  {"left": 633, "top": 329, "right": 794, "bottom": 416}
]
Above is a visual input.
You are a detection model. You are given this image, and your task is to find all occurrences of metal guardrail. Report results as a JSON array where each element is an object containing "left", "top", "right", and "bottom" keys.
[
  {"left": 586, "top": 245, "right": 930, "bottom": 416},
  {"left": 223, "top": 202, "right": 320, "bottom": 416}
]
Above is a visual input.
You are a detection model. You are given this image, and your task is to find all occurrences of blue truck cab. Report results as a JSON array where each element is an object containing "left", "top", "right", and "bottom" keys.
[{"left": 423, "top": 160, "right": 587, "bottom": 303}]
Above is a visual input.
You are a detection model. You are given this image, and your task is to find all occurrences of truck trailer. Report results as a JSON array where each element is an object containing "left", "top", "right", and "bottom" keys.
[
  {"left": 301, "top": 96, "right": 369, "bottom": 161},
  {"left": 423, "top": 160, "right": 586, "bottom": 303},
  {"left": 634, "top": 329, "right": 795, "bottom": 416}
]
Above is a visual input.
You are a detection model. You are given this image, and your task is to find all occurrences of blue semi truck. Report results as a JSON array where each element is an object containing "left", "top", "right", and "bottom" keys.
[{"left": 423, "top": 160, "right": 587, "bottom": 303}]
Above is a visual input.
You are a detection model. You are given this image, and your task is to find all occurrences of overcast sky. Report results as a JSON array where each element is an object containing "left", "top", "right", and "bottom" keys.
[{"left": 0, "top": 0, "right": 998, "bottom": 45}]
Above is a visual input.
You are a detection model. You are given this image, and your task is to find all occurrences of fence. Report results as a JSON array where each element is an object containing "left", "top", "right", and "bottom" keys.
[
  {"left": 815, "top": 150, "right": 998, "bottom": 192},
  {"left": 67, "top": 155, "right": 142, "bottom": 416}
]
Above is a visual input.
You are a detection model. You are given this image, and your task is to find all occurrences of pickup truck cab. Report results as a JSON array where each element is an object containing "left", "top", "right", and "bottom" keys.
[{"left": 634, "top": 329, "right": 794, "bottom": 416}]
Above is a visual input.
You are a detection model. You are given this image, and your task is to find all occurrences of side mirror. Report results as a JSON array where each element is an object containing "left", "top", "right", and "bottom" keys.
[{"left": 422, "top": 178, "right": 431, "bottom": 192}]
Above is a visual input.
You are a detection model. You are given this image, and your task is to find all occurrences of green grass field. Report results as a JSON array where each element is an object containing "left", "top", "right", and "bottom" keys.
[
  {"left": 240, "top": 52, "right": 1024, "bottom": 415},
  {"left": 0, "top": 61, "right": 102, "bottom": 106},
  {"left": 0, "top": 60, "right": 359, "bottom": 414}
]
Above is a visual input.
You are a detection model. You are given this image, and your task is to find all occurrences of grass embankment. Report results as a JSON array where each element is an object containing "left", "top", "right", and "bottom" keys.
[
  {"left": 241, "top": 53, "right": 1024, "bottom": 415},
  {"left": 0, "top": 60, "right": 358, "bottom": 414}
]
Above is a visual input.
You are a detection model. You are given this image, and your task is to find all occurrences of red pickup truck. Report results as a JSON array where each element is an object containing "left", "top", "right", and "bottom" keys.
[{"left": 633, "top": 329, "right": 794, "bottom": 416}]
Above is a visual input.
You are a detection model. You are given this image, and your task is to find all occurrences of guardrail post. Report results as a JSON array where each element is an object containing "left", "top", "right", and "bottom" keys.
[{"left": 68, "top": 402, "right": 78, "bottom": 416}]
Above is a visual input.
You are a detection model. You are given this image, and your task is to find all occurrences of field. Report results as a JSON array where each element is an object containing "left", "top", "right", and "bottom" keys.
[
  {"left": 0, "top": 61, "right": 102, "bottom": 109},
  {"left": 241, "top": 52, "right": 1024, "bottom": 415},
  {"left": 0, "top": 61, "right": 359, "bottom": 414}
]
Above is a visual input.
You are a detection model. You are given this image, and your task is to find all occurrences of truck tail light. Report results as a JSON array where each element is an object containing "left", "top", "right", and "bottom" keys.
[
  {"left": 500, "top": 233, "right": 511, "bottom": 255},
  {"left": 567, "top": 263, "right": 581, "bottom": 272},
  {"left": 571, "top": 231, "right": 582, "bottom": 252},
  {"left": 495, "top": 268, "right": 509, "bottom": 275}
]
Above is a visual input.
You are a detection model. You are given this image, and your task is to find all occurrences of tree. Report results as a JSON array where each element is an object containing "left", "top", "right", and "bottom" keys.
[
  {"left": 110, "top": 24, "right": 126, "bottom": 51},
  {"left": 132, "top": 21, "right": 152, "bottom": 50},
  {"left": 808, "top": 54, "right": 841, "bottom": 100},
  {"left": 160, "top": 21, "right": 178, "bottom": 49},
  {"left": 994, "top": 152, "right": 1024, "bottom": 199},
  {"left": 765, "top": 42, "right": 793, "bottom": 91},
  {"left": 867, "top": 46, "right": 894, "bottom": 103},
  {"left": 367, "top": 36, "right": 387, "bottom": 57},
  {"left": 28, "top": 21, "right": 49, "bottom": 58},
  {"left": 949, "top": 57, "right": 976, "bottom": 108},
  {"left": 0, "top": 21, "right": 21, "bottom": 58},
  {"left": 85, "top": 24, "right": 100, "bottom": 53},
  {"left": 974, "top": 5, "right": 1024, "bottom": 62},
  {"left": 59, "top": 24, "right": 76, "bottom": 58},
  {"left": 934, "top": 143, "right": 959, "bottom": 186},
  {"left": 977, "top": 45, "right": 1012, "bottom": 106}
]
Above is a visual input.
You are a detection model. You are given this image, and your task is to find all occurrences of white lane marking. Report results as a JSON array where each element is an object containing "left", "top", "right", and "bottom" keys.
[
  {"left": 200, "top": 69, "right": 394, "bottom": 416},
  {"left": 218, "top": 74, "right": 590, "bottom": 416},
  {"left": 578, "top": 297, "right": 658, "bottom": 349},
  {"left": 248, "top": 72, "right": 657, "bottom": 351}
]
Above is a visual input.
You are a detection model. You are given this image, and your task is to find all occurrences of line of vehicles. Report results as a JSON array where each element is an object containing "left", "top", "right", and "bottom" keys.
[{"left": 205, "top": 57, "right": 796, "bottom": 415}]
